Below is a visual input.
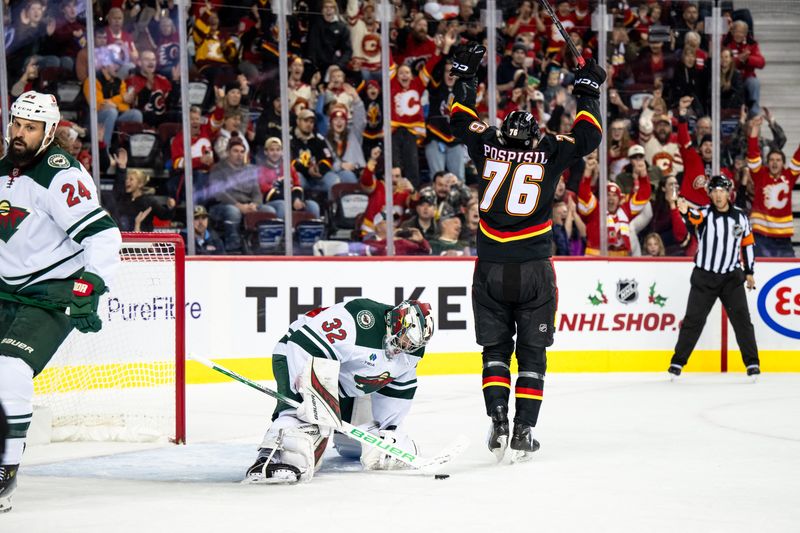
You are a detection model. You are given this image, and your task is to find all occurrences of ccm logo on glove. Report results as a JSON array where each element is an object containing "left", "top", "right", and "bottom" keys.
[{"left": 575, "top": 78, "right": 600, "bottom": 90}]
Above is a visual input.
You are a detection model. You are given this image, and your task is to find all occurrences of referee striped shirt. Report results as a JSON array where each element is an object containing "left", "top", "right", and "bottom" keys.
[{"left": 685, "top": 204, "right": 755, "bottom": 275}]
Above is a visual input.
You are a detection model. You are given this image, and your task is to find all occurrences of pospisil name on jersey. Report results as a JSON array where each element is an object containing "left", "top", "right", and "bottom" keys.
[{"left": 483, "top": 146, "right": 549, "bottom": 164}]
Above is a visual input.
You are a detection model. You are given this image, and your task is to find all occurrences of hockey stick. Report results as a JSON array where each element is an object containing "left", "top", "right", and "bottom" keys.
[
  {"left": 190, "top": 355, "right": 468, "bottom": 473},
  {"left": 538, "top": 0, "right": 586, "bottom": 68}
]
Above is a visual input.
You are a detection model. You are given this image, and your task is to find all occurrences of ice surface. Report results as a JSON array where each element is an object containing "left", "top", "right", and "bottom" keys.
[{"left": 6, "top": 373, "right": 800, "bottom": 533}]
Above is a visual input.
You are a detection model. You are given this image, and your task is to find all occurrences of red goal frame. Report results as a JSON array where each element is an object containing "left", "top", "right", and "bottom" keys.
[{"left": 121, "top": 232, "right": 186, "bottom": 444}]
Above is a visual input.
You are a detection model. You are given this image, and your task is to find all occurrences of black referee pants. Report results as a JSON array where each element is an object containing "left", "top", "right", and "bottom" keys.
[{"left": 671, "top": 267, "right": 759, "bottom": 368}]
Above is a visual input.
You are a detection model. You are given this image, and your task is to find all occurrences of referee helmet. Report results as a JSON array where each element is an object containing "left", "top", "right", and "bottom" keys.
[{"left": 706, "top": 175, "right": 732, "bottom": 193}]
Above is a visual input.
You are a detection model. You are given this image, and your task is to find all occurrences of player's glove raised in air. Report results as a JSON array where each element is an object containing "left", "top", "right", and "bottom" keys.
[
  {"left": 451, "top": 42, "right": 486, "bottom": 78},
  {"left": 572, "top": 58, "right": 607, "bottom": 99},
  {"left": 69, "top": 272, "right": 107, "bottom": 333}
]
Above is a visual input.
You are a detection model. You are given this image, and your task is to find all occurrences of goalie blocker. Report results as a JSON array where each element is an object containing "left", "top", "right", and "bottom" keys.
[{"left": 245, "top": 298, "right": 434, "bottom": 484}]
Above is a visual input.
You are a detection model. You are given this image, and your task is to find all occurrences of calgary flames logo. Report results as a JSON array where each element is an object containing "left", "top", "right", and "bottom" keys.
[
  {"left": 763, "top": 182, "right": 789, "bottom": 210},
  {"left": 0, "top": 200, "right": 30, "bottom": 243}
]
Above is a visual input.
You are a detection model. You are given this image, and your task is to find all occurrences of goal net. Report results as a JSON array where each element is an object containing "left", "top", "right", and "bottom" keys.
[{"left": 32, "top": 233, "right": 185, "bottom": 443}]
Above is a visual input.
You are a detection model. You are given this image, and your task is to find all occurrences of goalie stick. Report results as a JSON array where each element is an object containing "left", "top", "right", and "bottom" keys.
[
  {"left": 538, "top": 0, "right": 585, "bottom": 68},
  {"left": 190, "top": 355, "right": 468, "bottom": 473}
]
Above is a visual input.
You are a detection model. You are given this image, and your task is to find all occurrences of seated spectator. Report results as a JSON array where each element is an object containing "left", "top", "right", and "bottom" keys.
[
  {"left": 7, "top": 0, "right": 57, "bottom": 75},
  {"left": 149, "top": 15, "right": 180, "bottom": 80},
  {"left": 259, "top": 137, "right": 321, "bottom": 219},
  {"left": 112, "top": 160, "right": 176, "bottom": 232},
  {"left": 429, "top": 206, "right": 469, "bottom": 256},
  {"left": 674, "top": 1, "right": 706, "bottom": 51},
  {"left": 10, "top": 57, "right": 41, "bottom": 98},
  {"left": 359, "top": 150, "right": 415, "bottom": 237},
  {"left": 497, "top": 43, "right": 530, "bottom": 95},
  {"left": 207, "top": 137, "right": 275, "bottom": 253},
  {"left": 254, "top": 94, "right": 283, "bottom": 151},
  {"left": 320, "top": 66, "right": 358, "bottom": 121},
  {"left": 214, "top": 110, "right": 250, "bottom": 161},
  {"left": 642, "top": 233, "right": 666, "bottom": 257},
  {"left": 48, "top": 0, "right": 86, "bottom": 75},
  {"left": 723, "top": 20, "right": 765, "bottom": 114},
  {"left": 287, "top": 57, "right": 316, "bottom": 111},
  {"left": 461, "top": 198, "right": 480, "bottom": 255},
  {"left": 126, "top": 49, "right": 177, "bottom": 127},
  {"left": 400, "top": 187, "right": 438, "bottom": 242},
  {"left": 83, "top": 46, "right": 144, "bottom": 153},
  {"left": 185, "top": 206, "right": 226, "bottom": 255},
  {"left": 361, "top": 212, "right": 431, "bottom": 256},
  {"left": 630, "top": 37, "right": 675, "bottom": 91},
  {"left": 746, "top": 116, "right": 800, "bottom": 257},
  {"left": 552, "top": 200, "right": 571, "bottom": 256},
  {"left": 431, "top": 171, "right": 472, "bottom": 218},
  {"left": 308, "top": 0, "right": 352, "bottom": 74},
  {"left": 324, "top": 99, "right": 366, "bottom": 182},
  {"left": 213, "top": 77, "right": 253, "bottom": 139}
]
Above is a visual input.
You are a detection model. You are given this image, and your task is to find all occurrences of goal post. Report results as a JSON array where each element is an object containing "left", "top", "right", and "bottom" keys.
[{"left": 32, "top": 232, "right": 186, "bottom": 444}]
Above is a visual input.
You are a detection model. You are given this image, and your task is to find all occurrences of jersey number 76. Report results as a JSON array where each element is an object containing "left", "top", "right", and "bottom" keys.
[{"left": 479, "top": 160, "right": 544, "bottom": 216}]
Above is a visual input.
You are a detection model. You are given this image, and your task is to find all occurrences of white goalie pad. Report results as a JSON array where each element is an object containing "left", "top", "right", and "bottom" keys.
[
  {"left": 295, "top": 358, "right": 342, "bottom": 430},
  {"left": 360, "top": 429, "right": 418, "bottom": 471},
  {"left": 261, "top": 417, "right": 333, "bottom": 482}
]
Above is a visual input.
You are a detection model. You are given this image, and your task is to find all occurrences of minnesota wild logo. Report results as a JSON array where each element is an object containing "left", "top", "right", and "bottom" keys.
[
  {"left": 0, "top": 200, "right": 30, "bottom": 243},
  {"left": 354, "top": 371, "right": 393, "bottom": 394}
]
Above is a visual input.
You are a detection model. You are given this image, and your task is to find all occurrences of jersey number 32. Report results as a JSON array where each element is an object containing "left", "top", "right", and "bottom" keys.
[{"left": 479, "top": 161, "right": 544, "bottom": 216}]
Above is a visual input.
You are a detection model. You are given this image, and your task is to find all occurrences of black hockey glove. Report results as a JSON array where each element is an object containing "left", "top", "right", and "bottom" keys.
[
  {"left": 69, "top": 272, "right": 107, "bottom": 333},
  {"left": 572, "top": 58, "right": 607, "bottom": 99},
  {"left": 451, "top": 43, "right": 486, "bottom": 78}
]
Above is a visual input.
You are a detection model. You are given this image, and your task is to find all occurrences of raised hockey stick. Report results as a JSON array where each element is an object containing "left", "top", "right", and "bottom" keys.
[
  {"left": 190, "top": 355, "right": 468, "bottom": 473},
  {"left": 538, "top": 0, "right": 586, "bottom": 68}
]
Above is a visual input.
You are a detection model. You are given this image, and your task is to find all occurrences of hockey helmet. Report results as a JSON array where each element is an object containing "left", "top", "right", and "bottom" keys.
[
  {"left": 706, "top": 174, "right": 732, "bottom": 193},
  {"left": 7, "top": 91, "right": 61, "bottom": 156},
  {"left": 500, "top": 110, "right": 539, "bottom": 148},
  {"left": 385, "top": 300, "right": 434, "bottom": 356}
]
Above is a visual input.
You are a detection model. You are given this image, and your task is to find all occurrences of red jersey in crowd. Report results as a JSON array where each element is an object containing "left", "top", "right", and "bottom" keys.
[
  {"left": 723, "top": 34, "right": 765, "bottom": 80},
  {"left": 126, "top": 72, "right": 172, "bottom": 121},
  {"left": 578, "top": 176, "right": 651, "bottom": 256},
  {"left": 390, "top": 53, "right": 441, "bottom": 138},
  {"left": 544, "top": 1, "right": 589, "bottom": 55},
  {"left": 171, "top": 107, "right": 223, "bottom": 171},
  {"left": 747, "top": 136, "right": 800, "bottom": 238},
  {"left": 359, "top": 164, "right": 413, "bottom": 237}
]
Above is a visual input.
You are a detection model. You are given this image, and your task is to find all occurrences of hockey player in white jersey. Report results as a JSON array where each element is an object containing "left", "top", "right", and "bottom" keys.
[
  {"left": 0, "top": 91, "right": 122, "bottom": 512},
  {"left": 245, "top": 298, "right": 434, "bottom": 484}
]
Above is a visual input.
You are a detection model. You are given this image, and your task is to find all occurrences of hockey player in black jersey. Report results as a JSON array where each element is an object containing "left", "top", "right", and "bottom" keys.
[{"left": 449, "top": 44, "right": 605, "bottom": 462}]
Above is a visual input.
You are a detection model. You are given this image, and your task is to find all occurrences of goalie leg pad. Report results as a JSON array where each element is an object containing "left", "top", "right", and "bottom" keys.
[
  {"left": 295, "top": 358, "right": 342, "bottom": 430},
  {"left": 360, "top": 429, "right": 418, "bottom": 471},
  {"left": 258, "top": 415, "right": 332, "bottom": 482}
]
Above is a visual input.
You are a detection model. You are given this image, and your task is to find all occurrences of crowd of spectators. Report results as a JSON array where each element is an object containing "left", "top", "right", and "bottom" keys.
[{"left": 5, "top": 0, "right": 797, "bottom": 257}]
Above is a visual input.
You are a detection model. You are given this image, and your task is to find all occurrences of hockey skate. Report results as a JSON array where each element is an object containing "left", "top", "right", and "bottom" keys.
[
  {"left": 668, "top": 364, "right": 682, "bottom": 381},
  {"left": 0, "top": 465, "right": 18, "bottom": 513},
  {"left": 746, "top": 365, "right": 761, "bottom": 382},
  {"left": 509, "top": 424, "right": 540, "bottom": 463},
  {"left": 243, "top": 449, "right": 301, "bottom": 485},
  {"left": 486, "top": 405, "right": 509, "bottom": 463}
]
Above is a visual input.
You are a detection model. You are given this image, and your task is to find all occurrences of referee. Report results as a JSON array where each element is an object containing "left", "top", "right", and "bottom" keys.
[{"left": 669, "top": 175, "right": 760, "bottom": 378}]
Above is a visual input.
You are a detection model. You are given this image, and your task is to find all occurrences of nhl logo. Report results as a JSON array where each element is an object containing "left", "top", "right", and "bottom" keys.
[
  {"left": 733, "top": 224, "right": 744, "bottom": 238},
  {"left": 616, "top": 279, "right": 638, "bottom": 304},
  {"left": 356, "top": 310, "right": 375, "bottom": 329}
]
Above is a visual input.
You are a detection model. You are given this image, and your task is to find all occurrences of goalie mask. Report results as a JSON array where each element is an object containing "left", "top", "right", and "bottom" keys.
[
  {"left": 501, "top": 111, "right": 539, "bottom": 148},
  {"left": 6, "top": 91, "right": 61, "bottom": 157},
  {"left": 385, "top": 300, "right": 434, "bottom": 356}
]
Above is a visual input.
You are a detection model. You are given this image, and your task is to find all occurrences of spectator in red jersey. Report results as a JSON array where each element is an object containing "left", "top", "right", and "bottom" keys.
[
  {"left": 394, "top": 12, "right": 436, "bottom": 74},
  {"left": 360, "top": 211, "right": 431, "bottom": 256},
  {"left": 106, "top": 7, "right": 139, "bottom": 79},
  {"left": 347, "top": 0, "right": 382, "bottom": 81},
  {"left": 746, "top": 116, "right": 800, "bottom": 257},
  {"left": 504, "top": 1, "right": 545, "bottom": 41},
  {"left": 390, "top": 49, "right": 443, "bottom": 187},
  {"left": 169, "top": 105, "right": 222, "bottom": 203},
  {"left": 308, "top": 0, "right": 352, "bottom": 76},
  {"left": 48, "top": 0, "right": 86, "bottom": 74},
  {"left": 149, "top": 15, "right": 181, "bottom": 80},
  {"left": 543, "top": 0, "right": 589, "bottom": 57},
  {"left": 578, "top": 159, "right": 651, "bottom": 256},
  {"left": 631, "top": 37, "right": 676, "bottom": 91},
  {"left": 723, "top": 20, "right": 765, "bottom": 114},
  {"left": 126, "top": 50, "right": 177, "bottom": 127}
]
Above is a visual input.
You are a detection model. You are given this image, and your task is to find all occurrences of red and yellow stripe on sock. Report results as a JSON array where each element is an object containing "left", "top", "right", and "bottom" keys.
[
  {"left": 482, "top": 375, "right": 511, "bottom": 389},
  {"left": 515, "top": 386, "right": 543, "bottom": 400}
]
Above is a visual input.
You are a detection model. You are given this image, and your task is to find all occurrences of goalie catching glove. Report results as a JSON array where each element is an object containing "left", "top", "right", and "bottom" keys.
[
  {"left": 572, "top": 58, "right": 607, "bottom": 99},
  {"left": 69, "top": 272, "right": 107, "bottom": 333},
  {"left": 295, "top": 358, "right": 343, "bottom": 431},
  {"left": 451, "top": 42, "right": 486, "bottom": 78}
]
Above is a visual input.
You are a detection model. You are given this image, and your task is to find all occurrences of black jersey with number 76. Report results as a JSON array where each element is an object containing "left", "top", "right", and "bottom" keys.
[{"left": 450, "top": 78, "right": 603, "bottom": 263}]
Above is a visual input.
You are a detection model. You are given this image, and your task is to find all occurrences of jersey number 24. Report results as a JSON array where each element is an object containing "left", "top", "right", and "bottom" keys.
[{"left": 479, "top": 160, "right": 544, "bottom": 216}]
